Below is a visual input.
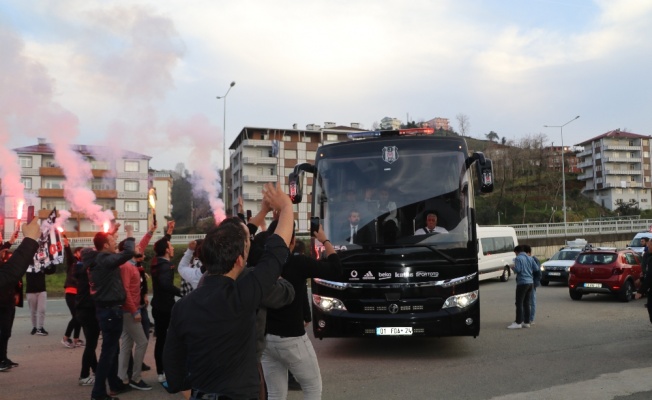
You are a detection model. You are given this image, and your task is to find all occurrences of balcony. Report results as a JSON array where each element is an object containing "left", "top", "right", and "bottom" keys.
[
  {"left": 242, "top": 139, "right": 272, "bottom": 147},
  {"left": 243, "top": 192, "right": 263, "bottom": 201},
  {"left": 117, "top": 191, "right": 148, "bottom": 199},
  {"left": 242, "top": 156, "right": 277, "bottom": 165},
  {"left": 603, "top": 145, "right": 639, "bottom": 151},
  {"left": 38, "top": 188, "right": 64, "bottom": 197},
  {"left": 243, "top": 175, "right": 277, "bottom": 183},
  {"left": 21, "top": 168, "right": 40, "bottom": 176},
  {"left": 576, "top": 149, "right": 593, "bottom": 157},
  {"left": 39, "top": 167, "right": 110, "bottom": 178},
  {"left": 577, "top": 173, "right": 593, "bottom": 180},
  {"left": 117, "top": 172, "right": 149, "bottom": 180},
  {"left": 577, "top": 160, "right": 593, "bottom": 168},
  {"left": 603, "top": 182, "right": 643, "bottom": 188},
  {"left": 117, "top": 212, "right": 148, "bottom": 219},
  {"left": 604, "top": 169, "right": 641, "bottom": 175},
  {"left": 602, "top": 157, "right": 641, "bottom": 163}
]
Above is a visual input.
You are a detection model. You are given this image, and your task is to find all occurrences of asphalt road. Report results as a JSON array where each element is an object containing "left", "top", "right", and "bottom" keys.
[{"left": 4, "top": 278, "right": 652, "bottom": 400}]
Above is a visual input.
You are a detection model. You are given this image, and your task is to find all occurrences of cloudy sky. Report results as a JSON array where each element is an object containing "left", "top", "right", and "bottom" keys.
[{"left": 2, "top": 0, "right": 651, "bottom": 171}]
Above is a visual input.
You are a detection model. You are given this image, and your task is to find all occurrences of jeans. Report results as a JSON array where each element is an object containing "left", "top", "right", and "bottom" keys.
[
  {"left": 515, "top": 283, "right": 533, "bottom": 324},
  {"left": 64, "top": 293, "right": 81, "bottom": 339},
  {"left": 0, "top": 306, "right": 16, "bottom": 360},
  {"left": 152, "top": 307, "right": 171, "bottom": 375},
  {"left": 76, "top": 308, "right": 99, "bottom": 379},
  {"left": 262, "top": 333, "right": 322, "bottom": 400},
  {"left": 92, "top": 306, "right": 123, "bottom": 399},
  {"left": 529, "top": 286, "right": 537, "bottom": 322},
  {"left": 27, "top": 291, "right": 47, "bottom": 329}
]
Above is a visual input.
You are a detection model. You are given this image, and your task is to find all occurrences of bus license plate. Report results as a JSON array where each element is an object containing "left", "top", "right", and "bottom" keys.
[
  {"left": 376, "top": 327, "right": 413, "bottom": 336},
  {"left": 585, "top": 283, "right": 602, "bottom": 288},
  {"left": 548, "top": 272, "right": 561, "bottom": 276}
]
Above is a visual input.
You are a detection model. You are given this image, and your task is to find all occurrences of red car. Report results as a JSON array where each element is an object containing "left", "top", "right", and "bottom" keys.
[{"left": 568, "top": 248, "right": 642, "bottom": 302}]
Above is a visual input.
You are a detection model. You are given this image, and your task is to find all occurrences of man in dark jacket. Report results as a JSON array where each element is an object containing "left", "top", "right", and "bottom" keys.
[
  {"left": 151, "top": 235, "right": 180, "bottom": 384},
  {"left": 0, "top": 218, "right": 40, "bottom": 292},
  {"left": 85, "top": 223, "right": 135, "bottom": 400}
]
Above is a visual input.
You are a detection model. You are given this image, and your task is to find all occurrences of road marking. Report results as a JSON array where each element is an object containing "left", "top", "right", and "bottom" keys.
[{"left": 489, "top": 367, "right": 652, "bottom": 400}]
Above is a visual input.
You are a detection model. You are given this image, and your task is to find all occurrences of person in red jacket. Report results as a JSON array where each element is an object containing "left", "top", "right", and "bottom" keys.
[{"left": 116, "top": 224, "right": 156, "bottom": 391}]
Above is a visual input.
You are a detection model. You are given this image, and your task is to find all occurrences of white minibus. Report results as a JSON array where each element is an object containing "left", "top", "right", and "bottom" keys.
[{"left": 477, "top": 226, "right": 519, "bottom": 282}]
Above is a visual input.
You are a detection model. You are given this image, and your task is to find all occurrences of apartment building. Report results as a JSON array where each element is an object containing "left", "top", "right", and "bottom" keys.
[
  {"left": 424, "top": 117, "right": 450, "bottom": 131},
  {"left": 1, "top": 138, "right": 154, "bottom": 238},
  {"left": 576, "top": 129, "right": 652, "bottom": 211},
  {"left": 228, "top": 122, "right": 366, "bottom": 232},
  {"left": 151, "top": 171, "right": 173, "bottom": 230},
  {"left": 543, "top": 145, "right": 581, "bottom": 173}
]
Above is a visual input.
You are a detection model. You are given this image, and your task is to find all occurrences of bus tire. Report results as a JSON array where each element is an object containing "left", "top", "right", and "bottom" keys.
[{"left": 500, "top": 266, "right": 510, "bottom": 282}]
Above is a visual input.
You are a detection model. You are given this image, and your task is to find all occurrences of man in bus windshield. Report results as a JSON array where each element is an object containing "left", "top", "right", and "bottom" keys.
[{"left": 415, "top": 212, "right": 448, "bottom": 235}]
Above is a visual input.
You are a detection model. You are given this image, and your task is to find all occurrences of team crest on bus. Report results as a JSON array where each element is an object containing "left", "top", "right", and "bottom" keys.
[{"left": 382, "top": 146, "right": 399, "bottom": 164}]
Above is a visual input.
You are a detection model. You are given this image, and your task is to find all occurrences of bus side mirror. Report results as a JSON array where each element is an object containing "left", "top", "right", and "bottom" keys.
[
  {"left": 288, "top": 163, "right": 316, "bottom": 204},
  {"left": 476, "top": 158, "right": 494, "bottom": 193},
  {"left": 288, "top": 170, "right": 304, "bottom": 204}
]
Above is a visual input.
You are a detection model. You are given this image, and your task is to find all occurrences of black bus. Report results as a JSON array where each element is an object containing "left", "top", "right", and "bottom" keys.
[{"left": 288, "top": 128, "right": 493, "bottom": 338}]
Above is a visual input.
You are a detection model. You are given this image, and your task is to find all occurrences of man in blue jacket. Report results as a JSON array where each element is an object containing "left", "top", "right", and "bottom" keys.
[{"left": 508, "top": 245, "right": 534, "bottom": 329}]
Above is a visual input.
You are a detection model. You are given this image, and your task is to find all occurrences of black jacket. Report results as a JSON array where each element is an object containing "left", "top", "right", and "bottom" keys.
[
  {"left": 74, "top": 258, "right": 94, "bottom": 311},
  {"left": 151, "top": 257, "right": 181, "bottom": 311},
  {"left": 0, "top": 238, "right": 39, "bottom": 292},
  {"left": 63, "top": 245, "right": 79, "bottom": 291},
  {"left": 84, "top": 238, "right": 135, "bottom": 307}
]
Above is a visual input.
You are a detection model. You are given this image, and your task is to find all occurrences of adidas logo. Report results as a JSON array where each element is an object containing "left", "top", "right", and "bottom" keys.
[{"left": 363, "top": 271, "right": 375, "bottom": 280}]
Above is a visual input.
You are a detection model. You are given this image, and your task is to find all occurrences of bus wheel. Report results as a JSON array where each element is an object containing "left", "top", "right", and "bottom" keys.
[{"left": 500, "top": 267, "right": 510, "bottom": 282}]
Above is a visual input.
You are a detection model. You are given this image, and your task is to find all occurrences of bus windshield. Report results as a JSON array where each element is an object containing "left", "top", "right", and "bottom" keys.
[{"left": 314, "top": 145, "right": 471, "bottom": 250}]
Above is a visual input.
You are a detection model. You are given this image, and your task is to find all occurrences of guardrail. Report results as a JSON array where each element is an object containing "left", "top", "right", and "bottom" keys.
[{"left": 512, "top": 219, "right": 652, "bottom": 239}]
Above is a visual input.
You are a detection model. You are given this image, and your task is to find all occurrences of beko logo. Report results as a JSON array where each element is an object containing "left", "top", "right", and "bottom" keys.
[{"left": 378, "top": 272, "right": 392, "bottom": 280}]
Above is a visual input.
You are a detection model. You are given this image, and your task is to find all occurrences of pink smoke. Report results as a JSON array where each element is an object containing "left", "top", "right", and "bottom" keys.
[{"left": 166, "top": 114, "right": 226, "bottom": 224}]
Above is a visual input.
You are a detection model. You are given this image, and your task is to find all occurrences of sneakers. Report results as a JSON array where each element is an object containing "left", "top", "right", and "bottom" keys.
[
  {"left": 62, "top": 338, "right": 74, "bottom": 348},
  {"left": 0, "top": 360, "right": 11, "bottom": 371},
  {"left": 78, "top": 376, "right": 95, "bottom": 386},
  {"left": 109, "top": 382, "right": 130, "bottom": 396},
  {"left": 30, "top": 327, "right": 37, "bottom": 335},
  {"left": 74, "top": 339, "right": 85, "bottom": 347},
  {"left": 4, "top": 359, "right": 18, "bottom": 368},
  {"left": 522, "top": 323, "right": 531, "bottom": 328},
  {"left": 157, "top": 373, "right": 166, "bottom": 383},
  {"left": 36, "top": 328, "right": 49, "bottom": 336},
  {"left": 129, "top": 380, "right": 153, "bottom": 391},
  {"left": 507, "top": 322, "right": 522, "bottom": 329},
  {"left": 141, "top": 363, "right": 151, "bottom": 371}
]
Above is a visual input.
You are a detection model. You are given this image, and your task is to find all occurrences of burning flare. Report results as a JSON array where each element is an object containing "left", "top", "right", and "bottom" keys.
[
  {"left": 103, "top": 221, "right": 110, "bottom": 233},
  {"left": 15, "top": 200, "right": 25, "bottom": 230}
]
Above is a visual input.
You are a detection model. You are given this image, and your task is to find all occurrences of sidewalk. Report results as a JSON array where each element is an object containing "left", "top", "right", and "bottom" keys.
[{"left": 6, "top": 299, "right": 183, "bottom": 400}]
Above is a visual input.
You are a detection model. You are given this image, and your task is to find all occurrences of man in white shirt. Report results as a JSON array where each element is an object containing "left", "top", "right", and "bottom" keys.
[{"left": 414, "top": 212, "right": 448, "bottom": 235}]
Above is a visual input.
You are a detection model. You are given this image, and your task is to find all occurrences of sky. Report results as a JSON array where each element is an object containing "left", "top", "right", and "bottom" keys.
[{"left": 2, "top": 0, "right": 652, "bottom": 172}]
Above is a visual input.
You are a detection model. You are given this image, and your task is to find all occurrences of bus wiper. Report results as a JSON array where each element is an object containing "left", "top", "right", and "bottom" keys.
[{"left": 351, "top": 244, "right": 457, "bottom": 264}]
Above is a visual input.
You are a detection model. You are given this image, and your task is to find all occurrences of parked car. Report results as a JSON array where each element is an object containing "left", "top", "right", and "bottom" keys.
[
  {"left": 568, "top": 248, "right": 642, "bottom": 302},
  {"left": 540, "top": 239, "right": 586, "bottom": 286}
]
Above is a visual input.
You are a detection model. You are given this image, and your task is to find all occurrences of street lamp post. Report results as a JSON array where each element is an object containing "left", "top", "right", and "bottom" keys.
[
  {"left": 217, "top": 81, "right": 236, "bottom": 213},
  {"left": 544, "top": 115, "right": 580, "bottom": 235}
]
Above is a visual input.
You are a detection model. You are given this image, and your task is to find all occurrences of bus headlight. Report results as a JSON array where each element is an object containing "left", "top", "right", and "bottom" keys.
[
  {"left": 442, "top": 290, "right": 478, "bottom": 309},
  {"left": 313, "top": 294, "right": 347, "bottom": 312}
]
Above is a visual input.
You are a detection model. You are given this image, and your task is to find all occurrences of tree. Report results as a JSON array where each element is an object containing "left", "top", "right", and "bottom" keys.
[
  {"left": 615, "top": 199, "right": 640, "bottom": 216},
  {"left": 486, "top": 131, "right": 499, "bottom": 142},
  {"left": 456, "top": 113, "right": 470, "bottom": 137}
]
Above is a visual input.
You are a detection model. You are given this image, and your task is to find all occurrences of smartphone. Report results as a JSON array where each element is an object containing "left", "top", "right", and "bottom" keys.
[
  {"left": 246, "top": 210, "right": 252, "bottom": 221},
  {"left": 26, "top": 205, "right": 35, "bottom": 224},
  {"left": 310, "top": 216, "right": 320, "bottom": 236}
]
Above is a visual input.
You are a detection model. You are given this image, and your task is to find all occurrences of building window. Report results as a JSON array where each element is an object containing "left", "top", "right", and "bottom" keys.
[
  {"left": 19, "top": 157, "right": 32, "bottom": 168},
  {"left": 125, "top": 221, "right": 140, "bottom": 232},
  {"left": 21, "top": 177, "right": 32, "bottom": 189},
  {"left": 285, "top": 150, "right": 297, "bottom": 159},
  {"left": 125, "top": 180, "right": 139, "bottom": 192},
  {"left": 92, "top": 160, "right": 109, "bottom": 170},
  {"left": 282, "top": 135, "right": 290, "bottom": 141},
  {"left": 327, "top": 134, "right": 338, "bottom": 141},
  {"left": 125, "top": 161, "right": 139, "bottom": 172},
  {"left": 125, "top": 201, "right": 139, "bottom": 212},
  {"left": 44, "top": 180, "right": 64, "bottom": 189}
]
